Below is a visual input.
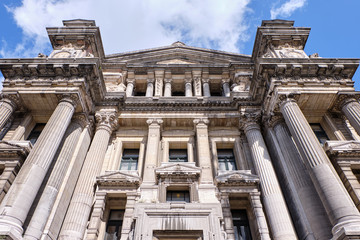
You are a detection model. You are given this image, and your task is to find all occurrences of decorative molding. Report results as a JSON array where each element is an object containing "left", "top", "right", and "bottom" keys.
[
  {"left": 193, "top": 118, "right": 209, "bottom": 126},
  {"left": 155, "top": 162, "right": 201, "bottom": 181},
  {"left": 96, "top": 170, "right": 141, "bottom": 187},
  {"left": 332, "top": 92, "right": 360, "bottom": 112},
  {"left": 146, "top": 118, "right": 163, "bottom": 126},
  {"left": 325, "top": 141, "right": 360, "bottom": 157}
]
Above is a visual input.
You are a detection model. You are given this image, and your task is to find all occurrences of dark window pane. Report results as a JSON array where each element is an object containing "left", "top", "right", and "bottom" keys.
[
  {"left": 166, "top": 190, "right": 190, "bottom": 202},
  {"left": 218, "top": 149, "right": 237, "bottom": 170},
  {"left": 169, "top": 149, "right": 188, "bottom": 162},
  {"left": 120, "top": 149, "right": 139, "bottom": 170},
  {"left": 310, "top": 124, "right": 329, "bottom": 146},
  {"left": 27, "top": 123, "right": 45, "bottom": 145},
  {"left": 232, "top": 210, "right": 252, "bottom": 240},
  {"left": 106, "top": 210, "right": 124, "bottom": 240}
]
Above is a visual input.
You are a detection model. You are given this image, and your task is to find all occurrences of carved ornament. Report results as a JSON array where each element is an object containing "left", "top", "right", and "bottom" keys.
[
  {"left": 332, "top": 93, "right": 360, "bottom": 112},
  {"left": 95, "top": 111, "right": 119, "bottom": 133}
]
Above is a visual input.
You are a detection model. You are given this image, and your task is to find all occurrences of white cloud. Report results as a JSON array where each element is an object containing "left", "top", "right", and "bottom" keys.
[
  {"left": 3, "top": 0, "right": 251, "bottom": 57},
  {"left": 270, "top": 0, "right": 306, "bottom": 19}
]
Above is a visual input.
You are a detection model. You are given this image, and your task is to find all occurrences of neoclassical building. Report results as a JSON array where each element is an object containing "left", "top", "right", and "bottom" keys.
[{"left": 0, "top": 19, "right": 360, "bottom": 240}]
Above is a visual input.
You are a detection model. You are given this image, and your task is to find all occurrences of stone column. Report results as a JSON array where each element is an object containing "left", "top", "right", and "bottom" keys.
[
  {"left": 142, "top": 118, "right": 162, "bottom": 184},
  {"left": 222, "top": 79, "right": 231, "bottom": 97},
  {"left": 145, "top": 79, "right": 154, "bottom": 97},
  {"left": 338, "top": 95, "right": 360, "bottom": 135},
  {"left": 0, "top": 95, "right": 77, "bottom": 239},
  {"left": 243, "top": 121, "right": 297, "bottom": 240},
  {"left": 187, "top": 137, "right": 194, "bottom": 163},
  {"left": 126, "top": 79, "right": 135, "bottom": 97},
  {"left": 202, "top": 78, "right": 211, "bottom": 97},
  {"left": 42, "top": 123, "right": 92, "bottom": 240},
  {"left": 163, "top": 79, "right": 172, "bottom": 97},
  {"left": 185, "top": 73, "right": 193, "bottom": 97},
  {"left": 23, "top": 114, "right": 88, "bottom": 240},
  {"left": 280, "top": 97, "right": 360, "bottom": 238},
  {"left": 0, "top": 94, "right": 19, "bottom": 131},
  {"left": 271, "top": 119, "right": 332, "bottom": 239},
  {"left": 86, "top": 192, "right": 106, "bottom": 240},
  {"left": 59, "top": 111, "right": 118, "bottom": 240},
  {"left": 11, "top": 113, "right": 33, "bottom": 140},
  {"left": 193, "top": 118, "right": 213, "bottom": 184},
  {"left": 249, "top": 192, "right": 271, "bottom": 240},
  {"left": 161, "top": 139, "right": 169, "bottom": 163}
]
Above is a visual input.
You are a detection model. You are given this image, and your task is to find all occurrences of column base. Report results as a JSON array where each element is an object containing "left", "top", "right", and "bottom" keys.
[
  {"left": 0, "top": 219, "right": 23, "bottom": 240},
  {"left": 332, "top": 220, "right": 360, "bottom": 240}
]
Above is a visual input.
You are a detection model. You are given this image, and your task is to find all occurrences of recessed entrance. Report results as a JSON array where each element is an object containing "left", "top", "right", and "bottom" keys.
[{"left": 153, "top": 230, "right": 203, "bottom": 240}]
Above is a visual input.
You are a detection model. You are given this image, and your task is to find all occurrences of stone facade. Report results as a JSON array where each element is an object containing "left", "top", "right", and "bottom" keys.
[{"left": 0, "top": 19, "right": 359, "bottom": 240}]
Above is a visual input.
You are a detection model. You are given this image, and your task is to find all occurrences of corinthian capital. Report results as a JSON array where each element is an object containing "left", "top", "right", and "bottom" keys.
[
  {"left": 332, "top": 92, "right": 360, "bottom": 112},
  {"left": 0, "top": 93, "right": 21, "bottom": 110},
  {"left": 95, "top": 111, "right": 119, "bottom": 133},
  {"left": 56, "top": 93, "right": 79, "bottom": 108},
  {"left": 239, "top": 110, "right": 261, "bottom": 131}
]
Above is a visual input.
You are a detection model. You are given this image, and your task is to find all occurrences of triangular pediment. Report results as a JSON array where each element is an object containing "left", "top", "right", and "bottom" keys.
[
  {"left": 325, "top": 140, "right": 360, "bottom": 156},
  {"left": 215, "top": 170, "right": 259, "bottom": 186},
  {"left": 104, "top": 42, "right": 251, "bottom": 65},
  {"left": 96, "top": 170, "right": 141, "bottom": 186},
  {"left": 155, "top": 162, "right": 201, "bottom": 177}
]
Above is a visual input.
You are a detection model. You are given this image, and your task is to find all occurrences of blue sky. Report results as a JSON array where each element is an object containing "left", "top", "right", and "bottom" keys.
[{"left": 1, "top": 0, "right": 360, "bottom": 89}]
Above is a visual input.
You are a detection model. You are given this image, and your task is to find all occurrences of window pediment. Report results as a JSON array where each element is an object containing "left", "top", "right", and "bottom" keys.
[
  {"left": 155, "top": 162, "right": 201, "bottom": 180},
  {"left": 215, "top": 170, "right": 259, "bottom": 186},
  {"left": 96, "top": 170, "right": 141, "bottom": 187}
]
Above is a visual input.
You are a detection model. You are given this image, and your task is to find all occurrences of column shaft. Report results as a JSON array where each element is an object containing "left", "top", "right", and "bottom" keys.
[
  {"left": 222, "top": 80, "right": 230, "bottom": 97},
  {"left": 86, "top": 192, "right": 106, "bottom": 240},
  {"left": 0, "top": 96, "right": 75, "bottom": 238},
  {"left": 280, "top": 98, "right": 360, "bottom": 236},
  {"left": 249, "top": 192, "right": 271, "bottom": 240},
  {"left": 202, "top": 81, "right": 211, "bottom": 97},
  {"left": 126, "top": 80, "right": 135, "bottom": 97},
  {"left": 24, "top": 117, "right": 84, "bottom": 240},
  {"left": 0, "top": 98, "right": 17, "bottom": 130},
  {"left": 272, "top": 123, "right": 332, "bottom": 239},
  {"left": 164, "top": 79, "right": 172, "bottom": 97},
  {"left": 185, "top": 80, "right": 192, "bottom": 97},
  {"left": 146, "top": 79, "right": 154, "bottom": 97},
  {"left": 42, "top": 124, "right": 91, "bottom": 240},
  {"left": 59, "top": 112, "right": 117, "bottom": 240},
  {"left": 244, "top": 123, "right": 297, "bottom": 240},
  {"left": 341, "top": 99, "right": 360, "bottom": 136}
]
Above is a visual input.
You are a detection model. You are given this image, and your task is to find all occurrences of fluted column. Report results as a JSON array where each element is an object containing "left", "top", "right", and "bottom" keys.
[
  {"left": 202, "top": 78, "right": 210, "bottom": 97},
  {"left": 280, "top": 97, "right": 360, "bottom": 238},
  {"left": 194, "top": 118, "right": 213, "bottom": 183},
  {"left": 163, "top": 79, "right": 172, "bottom": 97},
  {"left": 11, "top": 113, "right": 33, "bottom": 140},
  {"left": 339, "top": 95, "right": 360, "bottom": 135},
  {"left": 222, "top": 79, "right": 230, "bottom": 97},
  {"left": 0, "top": 95, "right": 77, "bottom": 239},
  {"left": 59, "top": 111, "right": 118, "bottom": 240},
  {"left": 23, "top": 114, "right": 87, "bottom": 240},
  {"left": 126, "top": 79, "right": 135, "bottom": 97},
  {"left": 243, "top": 121, "right": 297, "bottom": 240},
  {"left": 249, "top": 192, "right": 271, "bottom": 240},
  {"left": 271, "top": 119, "right": 332, "bottom": 239},
  {"left": 0, "top": 94, "right": 19, "bottom": 130},
  {"left": 142, "top": 118, "right": 162, "bottom": 184}
]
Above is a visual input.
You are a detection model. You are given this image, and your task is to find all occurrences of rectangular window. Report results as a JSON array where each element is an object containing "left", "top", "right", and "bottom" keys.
[
  {"left": 232, "top": 210, "right": 252, "bottom": 240},
  {"left": 105, "top": 210, "right": 124, "bottom": 240},
  {"left": 169, "top": 149, "right": 188, "bottom": 162},
  {"left": 218, "top": 149, "right": 237, "bottom": 171},
  {"left": 27, "top": 123, "right": 45, "bottom": 145},
  {"left": 166, "top": 190, "right": 190, "bottom": 203},
  {"left": 120, "top": 149, "right": 139, "bottom": 170},
  {"left": 310, "top": 123, "right": 329, "bottom": 146}
]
